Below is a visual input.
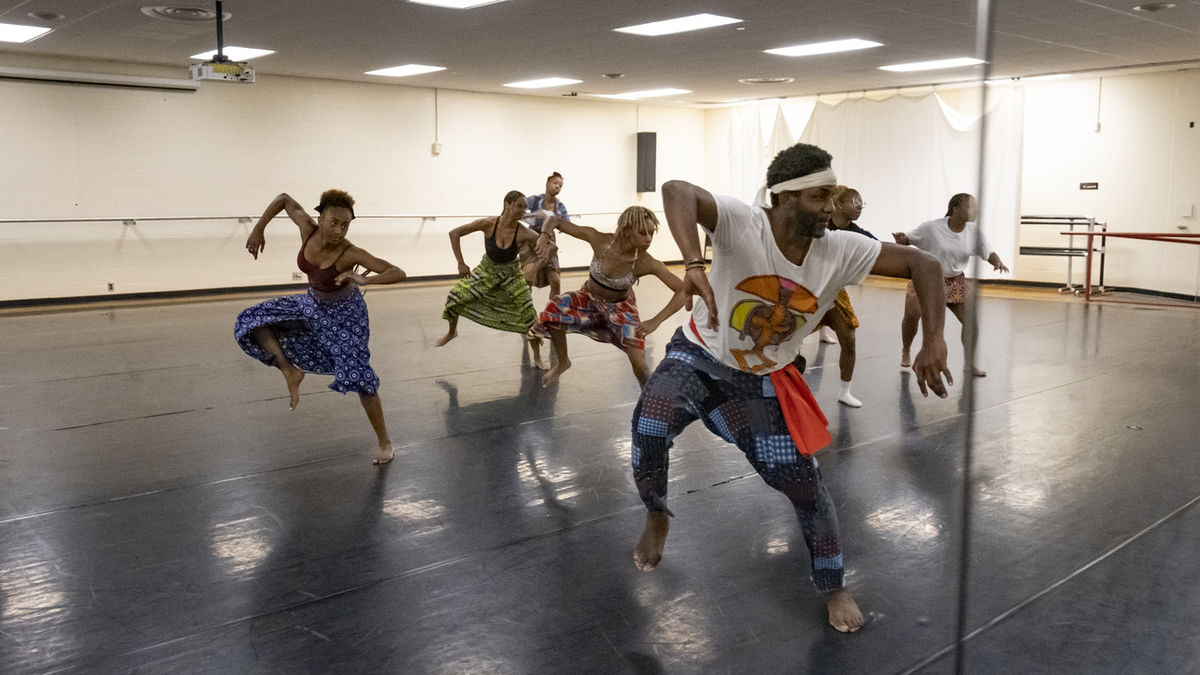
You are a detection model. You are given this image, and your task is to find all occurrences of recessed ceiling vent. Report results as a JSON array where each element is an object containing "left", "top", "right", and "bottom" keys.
[
  {"left": 140, "top": 6, "right": 231, "bottom": 23},
  {"left": 738, "top": 77, "right": 795, "bottom": 85}
]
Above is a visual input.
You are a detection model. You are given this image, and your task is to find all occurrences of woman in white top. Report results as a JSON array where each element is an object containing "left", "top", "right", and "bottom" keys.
[{"left": 892, "top": 193, "right": 1009, "bottom": 377}]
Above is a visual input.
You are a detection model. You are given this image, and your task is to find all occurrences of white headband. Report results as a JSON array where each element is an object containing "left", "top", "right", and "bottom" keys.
[{"left": 754, "top": 167, "right": 838, "bottom": 207}]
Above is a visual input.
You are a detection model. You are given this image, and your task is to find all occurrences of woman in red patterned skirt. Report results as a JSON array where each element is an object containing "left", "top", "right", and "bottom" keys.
[{"left": 533, "top": 206, "right": 686, "bottom": 388}]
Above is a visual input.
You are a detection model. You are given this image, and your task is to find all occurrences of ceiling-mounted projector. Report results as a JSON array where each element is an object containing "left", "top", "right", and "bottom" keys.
[
  {"left": 189, "top": 60, "right": 254, "bottom": 82},
  {"left": 188, "top": 1, "right": 253, "bottom": 83}
]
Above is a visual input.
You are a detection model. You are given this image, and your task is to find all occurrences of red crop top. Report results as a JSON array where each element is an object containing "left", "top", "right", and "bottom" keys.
[{"left": 297, "top": 231, "right": 349, "bottom": 292}]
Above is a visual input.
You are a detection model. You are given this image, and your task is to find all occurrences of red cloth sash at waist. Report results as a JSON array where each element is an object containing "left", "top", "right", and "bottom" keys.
[
  {"left": 768, "top": 364, "right": 831, "bottom": 456},
  {"left": 690, "top": 315, "right": 831, "bottom": 456}
]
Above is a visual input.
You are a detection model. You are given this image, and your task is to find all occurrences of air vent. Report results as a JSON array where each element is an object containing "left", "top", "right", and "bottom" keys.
[
  {"left": 738, "top": 77, "right": 795, "bottom": 85},
  {"left": 140, "top": 6, "right": 231, "bottom": 23}
]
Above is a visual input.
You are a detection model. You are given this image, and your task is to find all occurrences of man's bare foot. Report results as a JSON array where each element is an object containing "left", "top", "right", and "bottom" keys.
[
  {"left": 826, "top": 589, "right": 865, "bottom": 632},
  {"left": 633, "top": 511, "right": 670, "bottom": 572},
  {"left": 900, "top": 350, "right": 912, "bottom": 368},
  {"left": 541, "top": 359, "right": 571, "bottom": 387},
  {"left": 434, "top": 331, "right": 456, "bottom": 347},
  {"left": 282, "top": 366, "right": 304, "bottom": 410},
  {"left": 372, "top": 441, "right": 394, "bottom": 465},
  {"left": 971, "top": 367, "right": 987, "bottom": 377}
]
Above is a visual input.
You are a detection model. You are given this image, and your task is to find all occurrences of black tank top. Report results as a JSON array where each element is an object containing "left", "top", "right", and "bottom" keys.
[{"left": 484, "top": 221, "right": 520, "bottom": 264}]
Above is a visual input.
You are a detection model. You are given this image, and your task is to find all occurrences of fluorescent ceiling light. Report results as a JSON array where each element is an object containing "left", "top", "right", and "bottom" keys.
[
  {"left": 596, "top": 88, "right": 691, "bottom": 100},
  {"left": 191, "top": 47, "right": 276, "bottom": 61},
  {"left": 765, "top": 38, "right": 883, "bottom": 57},
  {"left": 504, "top": 77, "right": 583, "bottom": 89},
  {"left": 0, "top": 22, "right": 53, "bottom": 43},
  {"left": 408, "top": 0, "right": 507, "bottom": 8},
  {"left": 614, "top": 13, "right": 741, "bottom": 36},
  {"left": 879, "top": 57, "right": 985, "bottom": 72},
  {"left": 365, "top": 64, "right": 446, "bottom": 78}
]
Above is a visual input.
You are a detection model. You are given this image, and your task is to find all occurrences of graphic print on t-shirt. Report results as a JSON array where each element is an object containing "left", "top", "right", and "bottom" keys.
[{"left": 728, "top": 275, "right": 818, "bottom": 373}]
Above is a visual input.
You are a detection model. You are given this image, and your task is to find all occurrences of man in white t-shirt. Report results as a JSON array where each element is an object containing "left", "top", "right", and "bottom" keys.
[
  {"left": 630, "top": 142, "right": 953, "bottom": 633},
  {"left": 892, "top": 193, "right": 1009, "bottom": 377}
]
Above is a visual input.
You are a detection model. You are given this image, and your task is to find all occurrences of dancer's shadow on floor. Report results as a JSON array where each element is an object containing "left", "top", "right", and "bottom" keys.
[
  {"left": 435, "top": 371, "right": 574, "bottom": 525},
  {"left": 435, "top": 360, "right": 557, "bottom": 435}
]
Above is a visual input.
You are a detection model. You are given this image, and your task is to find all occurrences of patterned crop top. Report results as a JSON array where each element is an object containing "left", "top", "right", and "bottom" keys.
[
  {"left": 297, "top": 232, "right": 349, "bottom": 293},
  {"left": 588, "top": 248, "right": 638, "bottom": 293}
]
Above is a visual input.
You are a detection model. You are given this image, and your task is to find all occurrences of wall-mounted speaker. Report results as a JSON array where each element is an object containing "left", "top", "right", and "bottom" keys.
[{"left": 636, "top": 131, "right": 656, "bottom": 192}]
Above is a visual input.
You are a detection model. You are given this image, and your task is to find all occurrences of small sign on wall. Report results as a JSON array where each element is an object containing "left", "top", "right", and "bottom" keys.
[{"left": 1079, "top": 182, "right": 1099, "bottom": 190}]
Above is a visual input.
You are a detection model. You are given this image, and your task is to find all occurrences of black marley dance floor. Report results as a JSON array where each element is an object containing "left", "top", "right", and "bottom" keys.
[{"left": 1, "top": 274, "right": 1197, "bottom": 673}]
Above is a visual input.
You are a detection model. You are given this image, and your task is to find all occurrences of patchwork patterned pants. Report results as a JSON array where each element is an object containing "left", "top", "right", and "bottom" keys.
[{"left": 631, "top": 328, "right": 844, "bottom": 591}]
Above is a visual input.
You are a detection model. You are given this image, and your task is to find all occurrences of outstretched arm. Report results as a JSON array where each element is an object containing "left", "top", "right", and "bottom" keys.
[
  {"left": 535, "top": 214, "right": 602, "bottom": 259},
  {"left": 662, "top": 180, "right": 720, "bottom": 329},
  {"left": 872, "top": 242, "right": 952, "bottom": 398},
  {"left": 986, "top": 252, "right": 1009, "bottom": 273},
  {"left": 246, "top": 193, "right": 316, "bottom": 259},
  {"left": 542, "top": 215, "right": 602, "bottom": 244},
  {"left": 448, "top": 217, "right": 491, "bottom": 277},
  {"left": 636, "top": 257, "right": 687, "bottom": 337}
]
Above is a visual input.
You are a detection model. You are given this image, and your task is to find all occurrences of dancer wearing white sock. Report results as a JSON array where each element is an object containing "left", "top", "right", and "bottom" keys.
[{"left": 814, "top": 187, "right": 875, "bottom": 407}]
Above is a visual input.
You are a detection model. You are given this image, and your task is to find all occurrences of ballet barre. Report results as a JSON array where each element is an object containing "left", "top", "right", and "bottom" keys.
[
  {"left": 1061, "top": 231, "right": 1200, "bottom": 303},
  {"left": 1019, "top": 215, "right": 1106, "bottom": 294}
]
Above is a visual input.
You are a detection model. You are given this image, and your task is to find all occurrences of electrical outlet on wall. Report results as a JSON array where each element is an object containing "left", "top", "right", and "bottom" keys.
[{"left": 292, "top": 272, "right": 303, "bottom": 281}]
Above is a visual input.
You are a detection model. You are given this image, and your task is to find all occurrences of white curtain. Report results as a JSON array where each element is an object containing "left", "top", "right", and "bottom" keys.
[
  {"left": 726, "top": 106, "right": 766, "bottom": 208},
  {"left": 725, "top": 100, "right": 817, "bottom": 205},
  {"left": 727, "top": 87, "right": 1024, "bottom": 279},
  {"left": 801, "top": 87, "right": 1024, "bottom": 279}
]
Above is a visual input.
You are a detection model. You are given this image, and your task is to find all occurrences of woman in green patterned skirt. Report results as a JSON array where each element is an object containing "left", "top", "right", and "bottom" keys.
[{"left": 435, "top": 190, "right": 550, "bottom": 369}]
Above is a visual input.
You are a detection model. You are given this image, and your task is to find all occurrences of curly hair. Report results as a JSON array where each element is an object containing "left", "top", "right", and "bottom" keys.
[
  {"left": 765, "top": 143, "right": 833, "bottom": 189},
  {"left": 315, "top": 189, "right": 356, "bottom": 219},
  {"left": 546, "top": 171, "right": 563, "bottom": 182},
  {"left": 945, "top": 193, "right": 973, "bottom": 217},
  {"left": 614, "top": 205, "right": 659, "bottom": 241}
]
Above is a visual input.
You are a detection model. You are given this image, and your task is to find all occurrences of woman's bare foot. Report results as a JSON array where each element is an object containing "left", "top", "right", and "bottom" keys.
[
  {"left": 972, "top": 367, "right": 987, "bottom": 377},
  {"left": 900, "top": 349, "right": 912, "bottom": 368},
  {"left": 526, "top": 333, "right": 550, "bottom": 370},
  {"left": 372, "top": 441, "right": 394, "bottom": 465},
  {"left": 541, "top": 359, "right": 571, "bottom": 387},
  {"left": 434, "top": 331, "right": 456, "bottom": 347},
  {"left": 282, "top": 366, "right": 304, "bottom": 410},
  {"left": 826, "top": 590, "right": 865, "bottom": 632},
  {"left": 633, "top": 510, "right": 670, "bottom": 572}
]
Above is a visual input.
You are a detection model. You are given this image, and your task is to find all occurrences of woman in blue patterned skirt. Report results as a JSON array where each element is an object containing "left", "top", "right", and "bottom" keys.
[{"left": 236, "top": 190, "right": 407, "bottom": 465}]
